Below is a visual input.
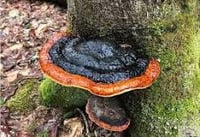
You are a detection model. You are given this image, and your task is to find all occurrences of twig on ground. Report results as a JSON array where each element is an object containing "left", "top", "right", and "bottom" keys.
[{"left": 75, "top": 108, "right": 91, "bottom": 137}]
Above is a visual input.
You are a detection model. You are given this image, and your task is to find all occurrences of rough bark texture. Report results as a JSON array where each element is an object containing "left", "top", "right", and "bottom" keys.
[
  {"left": 68, "top": 1, "right": 178, "bottom": 43},
  {"left": 68, "top": 0, "right": 200, "bottom": 136}
]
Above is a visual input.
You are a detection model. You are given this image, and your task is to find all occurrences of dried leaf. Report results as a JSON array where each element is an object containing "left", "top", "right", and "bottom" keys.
[
  {"left": 18, "top": 131, "right": 34, "bottom": 137},
  {"left": 8, "top": 9, "right": 20, "bottom": 18},
  {"left": 0, "top": 63, "right": 3, "bottom": 74},
  {"left": 59, "top": 117, "right": 84, "bottom": 137},
  {"left": 20, "top": 68, "right": 31, "bottom": 76},
  {"left": 5, "top": 68, "right": 31, "bottom": 83},
  {"left": 3, "top": 43, "right": 23, "bottom": 54},
  {"left": 5, "top": 70, "right": 20, "bottom": 83},
  {"left": 35, "top": 24, "right": 49, "bottom": 38},
  {"left": 0, "top": 132, "right": 11, "bottom": 137}
]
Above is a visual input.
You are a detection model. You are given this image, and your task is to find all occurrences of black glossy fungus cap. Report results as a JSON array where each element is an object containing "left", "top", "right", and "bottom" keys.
[{"left": 49, "top": 36, "right": 149, "bottom": 83}]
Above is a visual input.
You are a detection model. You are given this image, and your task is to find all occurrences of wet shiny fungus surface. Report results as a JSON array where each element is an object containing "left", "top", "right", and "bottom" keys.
[
  {"left": 86, "top": 95, "right": 130, "bottom": 131},
  {"left": 49, "top": 36, "right": 149, "bottom": 83}
]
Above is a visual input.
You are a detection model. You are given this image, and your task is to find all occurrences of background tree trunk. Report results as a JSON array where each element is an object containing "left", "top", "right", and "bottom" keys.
[
  {"left": 68, "top": 0, "right": 200, "bottom": 136},
  {"left": 42, "top": 0, "right": 67, "bottom": 7}
]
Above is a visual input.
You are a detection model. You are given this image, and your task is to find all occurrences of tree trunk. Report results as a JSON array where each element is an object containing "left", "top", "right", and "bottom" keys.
[
  {"left": 68, "top": 0, "right": 200, "bottom": 136},
  {"left": 42, "top": 0, "right": 67, "bottom": 7}
]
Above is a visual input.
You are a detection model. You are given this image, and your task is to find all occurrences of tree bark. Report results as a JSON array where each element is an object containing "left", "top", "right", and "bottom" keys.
[
  {"left": 68, "top": 0, "right": 200, "bottom": 136},
  {"left": 68, "top": 0, "right": 168, "bottom": 43}
]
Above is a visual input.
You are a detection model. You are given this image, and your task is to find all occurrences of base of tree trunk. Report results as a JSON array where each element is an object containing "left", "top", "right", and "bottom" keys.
[{"left": 68, "top": 1, "right": 200, "bottom": 136}]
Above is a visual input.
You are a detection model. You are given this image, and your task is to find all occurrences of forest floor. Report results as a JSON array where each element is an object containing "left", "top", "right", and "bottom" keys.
[
  {"left": 0, "top": 0, "right": 66, "bottom": 100},
  {"left": 0, "top": 0, "right": 67, "bottom": 136},
  {"left": 0, "top": 1, "right": 125, "bottom": 137},
  {"left": 0, "top": 0, "right": 83, "bottom": 137}
]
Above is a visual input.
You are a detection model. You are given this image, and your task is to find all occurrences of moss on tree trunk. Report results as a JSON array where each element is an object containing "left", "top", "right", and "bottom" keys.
[{"left": 68, "top": 0, "right": 200, "bottom": 136}]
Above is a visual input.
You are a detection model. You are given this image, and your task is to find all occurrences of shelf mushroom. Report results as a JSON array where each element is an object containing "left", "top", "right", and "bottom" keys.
[
  {"left": 39, "top": 32, "right": 160, "bottom": 131},
  {"left": 86, "top": 95, "right": 130, "bottom": 131},
  {"left": 39, "top": 32, "right": 160, "bottom": 97}
]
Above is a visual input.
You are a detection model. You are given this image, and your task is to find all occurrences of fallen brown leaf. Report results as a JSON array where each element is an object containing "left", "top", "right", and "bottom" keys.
[
  {"left": 1, "top": 43, "right": 23, "bottom": 57},
  {"left": 5, "top": 70, "right": 20, "bottom": 83},
  {"left": 8, "top": 9, "right": 20, "bottom": 18},
  {"left": 59, "top": 117, "right": 84, "bottom": 137},
  {"left": 5, "top": 68, "right": 31, "bottom": 83},
  {"left": 34, "top": 23, "right": 49, "bottom": 38}
]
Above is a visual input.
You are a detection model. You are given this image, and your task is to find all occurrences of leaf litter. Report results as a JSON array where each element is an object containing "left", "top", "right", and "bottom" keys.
[
  {"left": 0, "top": 0, "right": 66, "bottom": 101},
  {"left": 0, "top": 0, "right": 68, "bottom": 136},
  {"left": 0, "top": 0, "right": 126, "bottom": 136}
]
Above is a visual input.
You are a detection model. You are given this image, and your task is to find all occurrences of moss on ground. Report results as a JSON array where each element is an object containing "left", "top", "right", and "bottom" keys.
[
  {"left": 39, "top": 78, "right": 91, "bottom": 110},
  {"left": 122, "top": 1, "right": 200, "bottom": 137},
  {"left": 6, "top": 79, "right": 40, "bottom": 113},
  {"left": 36, "top": 130, "right": 49, "bottom": 137}
]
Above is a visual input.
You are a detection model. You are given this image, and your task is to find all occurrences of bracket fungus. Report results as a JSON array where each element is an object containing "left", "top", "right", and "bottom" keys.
[
  {"left": 86, "top": 95, "right": 130, "bottom": 132},
  {"left": 39, "top": 32, "right": 160, "bottom": 132},
  {"left": 39, "top": 32, "right": 160, "bottom": 97}
]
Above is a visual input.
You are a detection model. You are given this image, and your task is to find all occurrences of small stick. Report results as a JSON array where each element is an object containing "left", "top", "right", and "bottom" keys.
[{"left": 75, "top": 108, "right": 91, "bottom": 137}]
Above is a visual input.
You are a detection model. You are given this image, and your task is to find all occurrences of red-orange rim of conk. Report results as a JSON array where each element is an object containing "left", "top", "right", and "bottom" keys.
[{"left": 39, "top": 32, "right": 160, "bottom": 97}]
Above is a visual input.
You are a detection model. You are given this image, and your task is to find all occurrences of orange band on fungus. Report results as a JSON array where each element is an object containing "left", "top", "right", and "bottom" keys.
[{"left": 39, "top": 32, "right": 160, "bottom": 97}]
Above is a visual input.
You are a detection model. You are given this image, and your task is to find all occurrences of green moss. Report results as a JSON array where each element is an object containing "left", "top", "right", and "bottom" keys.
[
  {"left": 25, "top": 122, "right": 37, "bottom": 133},
  {"left": 6, "top": 79, "right": 40, "bottom": 113},
  {"left": 36, "top": 130, "right": 49, "bottom": 137},
  {"left": 123, "top": 3, "right": 200, "bottom": 137},
  {"left": 39, "top": 78, "right": 91, "bottom": 110},
  {"left": 0, "top": 97, "right": 4, "bottom": 106}
]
